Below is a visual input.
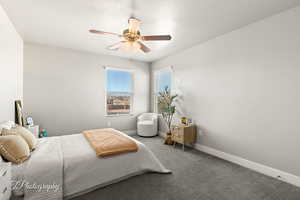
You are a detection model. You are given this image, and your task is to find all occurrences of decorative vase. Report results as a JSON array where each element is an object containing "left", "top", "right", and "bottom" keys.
[
  {"left": 164, "top": 132, "right": 174, "bottom": 145},
  {"left": 43, "top": 130, "right": 48, "bottom": 137},
  {"left": 40, "top": 129, "right": 48, "bottom": 138}
]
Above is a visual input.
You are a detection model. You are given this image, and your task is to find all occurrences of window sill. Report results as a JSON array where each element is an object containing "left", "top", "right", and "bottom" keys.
[{"left": 105, "top": 114, "right": 134, "bottom": 117}]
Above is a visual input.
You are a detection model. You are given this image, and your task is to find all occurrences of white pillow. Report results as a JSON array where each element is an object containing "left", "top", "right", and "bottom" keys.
[{"left": 0, "top": 121, "right": 15, "bottom": 133}]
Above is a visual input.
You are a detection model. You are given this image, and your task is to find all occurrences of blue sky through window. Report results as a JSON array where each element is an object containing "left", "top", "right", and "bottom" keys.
[
  {"left": 106, "top": 69, "right": 132, "bottom": 93},
  {"left": 158, "top": 70, "right": 171, "bottom": 92}
]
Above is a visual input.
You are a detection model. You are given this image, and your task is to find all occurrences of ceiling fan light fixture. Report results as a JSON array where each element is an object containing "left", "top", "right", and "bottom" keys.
[
  {"left": 128, "top": 18, "right": 140, "bottom": 33},
  {"left": 121, "top": 41, "right": 141, "bottom": 52}
]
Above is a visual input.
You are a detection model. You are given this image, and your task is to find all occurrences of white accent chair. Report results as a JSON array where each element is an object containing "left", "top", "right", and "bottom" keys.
[{"left": 137, "top": 113, "right": 158, "bottom": 137}]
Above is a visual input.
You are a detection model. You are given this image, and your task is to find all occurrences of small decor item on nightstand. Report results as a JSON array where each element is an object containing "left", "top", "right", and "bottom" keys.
[
  {"left": 26, "top": 116, "right": 34, "bottom": 126},
  {"left": 40, "top": 129, "right": 48, "bottom": 138},
  {"left": 187, "top": 118, "right": 193, "bottom": 126},
  {"left": 181, "top": 117, "right": 187, "bottom": 125}
]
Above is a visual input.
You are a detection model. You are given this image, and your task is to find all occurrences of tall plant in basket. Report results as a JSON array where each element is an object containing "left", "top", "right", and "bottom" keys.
[{"left": 157, "top": 86, "right": 178, "bottom": 145}]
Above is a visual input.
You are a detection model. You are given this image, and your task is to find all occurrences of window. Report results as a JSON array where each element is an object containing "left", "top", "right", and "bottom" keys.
[
  {"left": 154, "top": 68, "right": 172, "bottom": 113},
  {"left": 106, "top": 68, "right": 133, "bottom": 116}
]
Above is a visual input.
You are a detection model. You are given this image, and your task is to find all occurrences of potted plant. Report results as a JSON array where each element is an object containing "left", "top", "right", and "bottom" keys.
[{"left": 157, "top": 86, "right": 178, "bottom": 145}]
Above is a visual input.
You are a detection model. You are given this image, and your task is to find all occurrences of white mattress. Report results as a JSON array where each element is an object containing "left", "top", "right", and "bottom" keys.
[{"left": 11, "top": 131, "right": 170, "bottom": 199}]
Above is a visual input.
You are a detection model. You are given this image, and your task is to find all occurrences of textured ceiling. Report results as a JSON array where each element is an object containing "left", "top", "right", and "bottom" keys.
[{"left": 1, "top": 0, "right": 300, "bottom": 62}]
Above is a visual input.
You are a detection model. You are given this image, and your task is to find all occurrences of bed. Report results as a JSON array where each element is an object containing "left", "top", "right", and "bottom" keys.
[{"left": 11, "top": 130, "right": 171, "bottom": 200}]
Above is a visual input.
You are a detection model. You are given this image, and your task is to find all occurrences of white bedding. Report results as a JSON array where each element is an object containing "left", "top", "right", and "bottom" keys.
[
  {"left": 12, "top": 137, "right": 63, "bottom": 200},
  {"left": 12, "top": 131, "right": 171, "bottom": 200}
]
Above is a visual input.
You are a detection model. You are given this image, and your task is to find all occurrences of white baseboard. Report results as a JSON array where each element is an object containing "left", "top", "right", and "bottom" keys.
[
  {"left": 123, "top": 130, "right": 137, "bottom": 136},
  {"left": 194, "top": 143, "right": 300, "bottom": 187},
  {"left": 155, "top": 130, "right": 300, "bottom": 187}
]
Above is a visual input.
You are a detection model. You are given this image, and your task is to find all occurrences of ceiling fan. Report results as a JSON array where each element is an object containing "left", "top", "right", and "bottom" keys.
[{"left": 89, "top": 17, "right": 172, "bottom": 53}]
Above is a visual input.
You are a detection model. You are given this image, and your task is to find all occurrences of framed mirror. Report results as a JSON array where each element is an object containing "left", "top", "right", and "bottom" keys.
[{"left": 15, "top": 100, "right": 25, "bottom": 126}]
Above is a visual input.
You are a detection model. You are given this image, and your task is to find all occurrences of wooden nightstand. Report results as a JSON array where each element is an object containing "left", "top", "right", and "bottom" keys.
[
  {"left": 0, "top": 160, "right": 11, "bottom": 200},
  {"left": 171, "top": 125, "right": 197, "bottom": 150}
]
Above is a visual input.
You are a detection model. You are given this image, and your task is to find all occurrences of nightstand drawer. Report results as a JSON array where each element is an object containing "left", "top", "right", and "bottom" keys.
[
  {"left": 172, "top": 133, "right": 183, "bottom": 140},
  {"left": 171, "top": 127, "right": 183, "bottom": 135},
  {"left": 172, "top": 136, "right": 184, "bottom": 143},
  {"left": 171, "top": 131, "right": 184, "bottom": 143}
]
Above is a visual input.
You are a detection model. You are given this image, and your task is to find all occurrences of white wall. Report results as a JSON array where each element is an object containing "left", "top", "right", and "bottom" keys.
[
  {"left": 151, "top": 6, "right": 300, "bottom": 177},
  {"left": 24, "top": 43, "right": 150, "bottom": 136},
  {"left": 0, "top": 4, "right": 23, "bottom": 122}
]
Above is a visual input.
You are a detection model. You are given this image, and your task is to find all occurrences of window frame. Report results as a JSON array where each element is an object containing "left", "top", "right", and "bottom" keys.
[
  {"left": 153, "top": 67, "right": 173, "bottom": 113},
  {"left": 104, "top": 66, "right": 134, "bottom": 117}
]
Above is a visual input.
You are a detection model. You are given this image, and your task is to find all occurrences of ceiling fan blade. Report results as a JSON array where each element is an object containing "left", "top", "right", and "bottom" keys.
[
  {"left": 138, "top": 41, "right": 151, "bottom": 53},
  {"left": 140, "top": 35, "right": 172, "bottom": 41},
  {"left": 106, "top": 42, "right": 124, "bottom": 51},
  {"left": 89, "top": 29, "right": 122, "bottom": 37}
]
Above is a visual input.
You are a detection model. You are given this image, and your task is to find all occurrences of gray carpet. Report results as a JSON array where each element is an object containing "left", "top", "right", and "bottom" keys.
[{"left": 72, "top": 136, "right": 300, "bottom": 200}]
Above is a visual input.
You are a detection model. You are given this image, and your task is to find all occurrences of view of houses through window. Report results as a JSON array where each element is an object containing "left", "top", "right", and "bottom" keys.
[{"left": 106, "top": 68, "right": 133, "bottom": 115}]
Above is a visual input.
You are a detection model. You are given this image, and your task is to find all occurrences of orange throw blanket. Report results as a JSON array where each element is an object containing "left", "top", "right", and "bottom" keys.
[{"left": 83, "top": 128, "right": 138, "bottom": 157}]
